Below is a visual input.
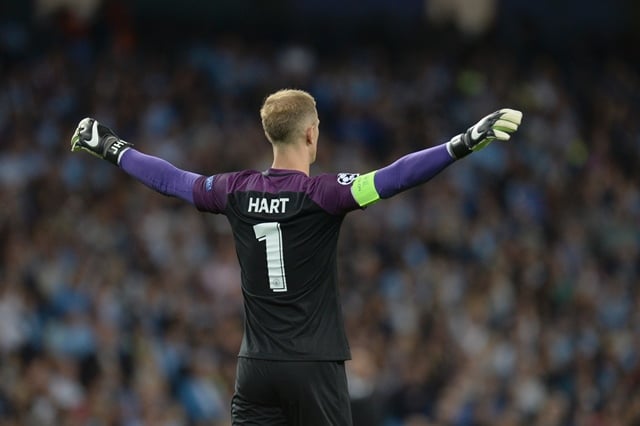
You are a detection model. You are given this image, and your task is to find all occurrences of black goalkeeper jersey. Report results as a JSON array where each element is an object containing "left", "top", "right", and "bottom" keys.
[{"left": 193, "top": 168, "right": 362, "bottom": 361}]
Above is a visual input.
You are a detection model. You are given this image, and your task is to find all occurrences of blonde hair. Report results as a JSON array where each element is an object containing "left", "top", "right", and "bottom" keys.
[{"left": 260, "top": 89, "right": 317, "bottom": 144}]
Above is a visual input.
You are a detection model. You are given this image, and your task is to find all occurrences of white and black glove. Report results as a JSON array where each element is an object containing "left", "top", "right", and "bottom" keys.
[
  {"left": 446, "top": 109, "right": 523, "bottom": 159},
  {"left": 70, "top": 118, "right": 132, "bottom": 165}
]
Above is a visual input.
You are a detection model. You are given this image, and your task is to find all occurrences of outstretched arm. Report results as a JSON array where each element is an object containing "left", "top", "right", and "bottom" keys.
[
  {"left": 351, "top": 109, "right": 523, "bottom": 207},
  {"left": 70, "top": 118, "right": 201, "bottom": 204},
  {"left": 119, "top": 149, "right": 201, "bottom": 204},
  {"left": 375, "top": 143, "right": 454, "bottom": 198}
]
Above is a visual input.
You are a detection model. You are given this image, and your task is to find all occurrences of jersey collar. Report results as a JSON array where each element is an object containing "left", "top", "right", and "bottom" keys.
[{"left": 264, "top": 168, "right": 308, "bottom": 176}]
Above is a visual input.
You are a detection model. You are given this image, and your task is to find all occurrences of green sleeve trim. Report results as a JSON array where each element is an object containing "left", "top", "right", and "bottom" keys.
[{"left": 351, "top": 171, "right": 380, "bottom": 207}]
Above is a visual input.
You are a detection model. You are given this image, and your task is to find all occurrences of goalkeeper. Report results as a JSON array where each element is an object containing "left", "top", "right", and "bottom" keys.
[{"left": 71, "top": 89, "right": 522, "bottom": 426}]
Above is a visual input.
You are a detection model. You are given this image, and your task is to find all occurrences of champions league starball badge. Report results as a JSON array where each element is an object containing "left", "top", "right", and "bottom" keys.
[{"left": 337, "top": 173, "right": 359, "bottom": 185}]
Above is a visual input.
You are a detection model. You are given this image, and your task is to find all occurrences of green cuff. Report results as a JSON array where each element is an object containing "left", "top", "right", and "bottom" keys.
[{"left": 351, "top": 171, "right": 380, "bottom": 207}]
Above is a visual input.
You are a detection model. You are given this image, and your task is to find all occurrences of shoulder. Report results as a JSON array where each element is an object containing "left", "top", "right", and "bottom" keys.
[
  {"left": 194, "top": 169, "right": 261, "bottom": 213},
  {"left": 210, "top": 169, "right": 263, "bottom": 192},
  {"left": 310, "top": 172, "right": 360, "bottom": 188},
  {"left": 307, "top": 172, "right": 362, "bottom": 215}
]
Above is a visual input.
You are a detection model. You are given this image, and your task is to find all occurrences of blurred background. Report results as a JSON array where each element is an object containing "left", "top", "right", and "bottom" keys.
[{"left": 1, "top": 0, "right": 639, "bottom": 425}]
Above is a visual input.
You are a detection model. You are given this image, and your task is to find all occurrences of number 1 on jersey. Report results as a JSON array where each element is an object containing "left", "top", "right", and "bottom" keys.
[{"left": 253, "top": 222, "right": 288, "bottom": 292}]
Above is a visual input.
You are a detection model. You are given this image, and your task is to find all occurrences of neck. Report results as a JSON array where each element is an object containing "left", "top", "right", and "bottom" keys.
[{"left": 271, "top": 144, "right": 310, "bottom": 176}]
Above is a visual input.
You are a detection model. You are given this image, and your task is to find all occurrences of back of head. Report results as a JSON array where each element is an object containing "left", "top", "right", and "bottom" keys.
[{"left": 260, "top": 89, "right": 317, "bottom": 145}]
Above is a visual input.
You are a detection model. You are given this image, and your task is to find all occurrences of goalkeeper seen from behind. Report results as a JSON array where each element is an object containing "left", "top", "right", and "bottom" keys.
[{"left": 71, "top": 89, "right": 522, "bottom": 426}]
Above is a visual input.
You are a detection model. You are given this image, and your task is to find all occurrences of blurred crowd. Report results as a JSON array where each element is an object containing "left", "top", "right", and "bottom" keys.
[{"left": 1, "top": 13, "right": 640, "bottom": 426}]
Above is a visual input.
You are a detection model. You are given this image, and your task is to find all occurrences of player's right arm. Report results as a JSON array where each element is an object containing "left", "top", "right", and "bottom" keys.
[
  {"left": 351, "top": 108, "right": 523, "bottom": 207},
  {"left": 70, "top": 117, "right": 202, "bottom": 205}
]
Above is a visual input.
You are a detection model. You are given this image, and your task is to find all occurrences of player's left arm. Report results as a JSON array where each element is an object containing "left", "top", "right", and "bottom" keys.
[
  {"left": 351, "top": 108, "right": 523, "bottom": 207},
  {"left": 70, "top": 117, "right": 202, "bottom": 204}
]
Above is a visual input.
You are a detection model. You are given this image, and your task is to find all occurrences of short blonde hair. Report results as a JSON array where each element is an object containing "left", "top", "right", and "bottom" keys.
[{"left": 260, "top": 89, "right": 317, "bottom": 144}]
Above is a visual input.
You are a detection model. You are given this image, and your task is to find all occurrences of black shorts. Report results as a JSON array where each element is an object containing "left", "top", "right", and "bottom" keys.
[{"left": 231, "top": 357, "right": 353, "bottom": 425}]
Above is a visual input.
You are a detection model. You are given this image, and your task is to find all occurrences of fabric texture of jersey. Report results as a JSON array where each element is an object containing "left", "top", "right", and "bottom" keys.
[{"left": 193, "top": 168, "right": 362, "bottom": 361}]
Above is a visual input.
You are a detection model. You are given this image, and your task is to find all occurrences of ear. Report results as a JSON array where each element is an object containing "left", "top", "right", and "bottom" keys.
[{"left": 305, "top": 126, "right": 314, "bottom": 145}]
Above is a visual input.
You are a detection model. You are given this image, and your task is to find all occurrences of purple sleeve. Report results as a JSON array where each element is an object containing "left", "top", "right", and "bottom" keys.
[
  {"left": 192, "top": 173, "right": 230, "bottom": 213},
  {"left": 309, "top": 173, "right": 361, "bottom": 215},
  {"left": 374, "top": 143, "right": 455, "bottom": 198},
  {"left": 119, "top": 149, "right": 202, "bottom": 204}
]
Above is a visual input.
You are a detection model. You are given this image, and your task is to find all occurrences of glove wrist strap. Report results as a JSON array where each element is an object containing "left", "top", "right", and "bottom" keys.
[
  {"left": 446, "top": 134, "right": 472, "bottom": 159},
  {"left": 103, "top": 137, "right": 133, "bottom": 165}
]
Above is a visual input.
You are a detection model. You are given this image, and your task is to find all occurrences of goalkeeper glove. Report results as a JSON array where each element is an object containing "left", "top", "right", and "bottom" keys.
[
  {"left": 70, "top": 118, "right": 133, "bottom": 165},
  {"left": 446, "top": 108, "right": 523, "bottom": 159}
]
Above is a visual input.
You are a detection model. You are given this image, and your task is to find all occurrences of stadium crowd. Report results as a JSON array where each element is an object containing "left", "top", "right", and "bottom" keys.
[{"left": 1, "top": 15, "right": 639, "bottom": 426}]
